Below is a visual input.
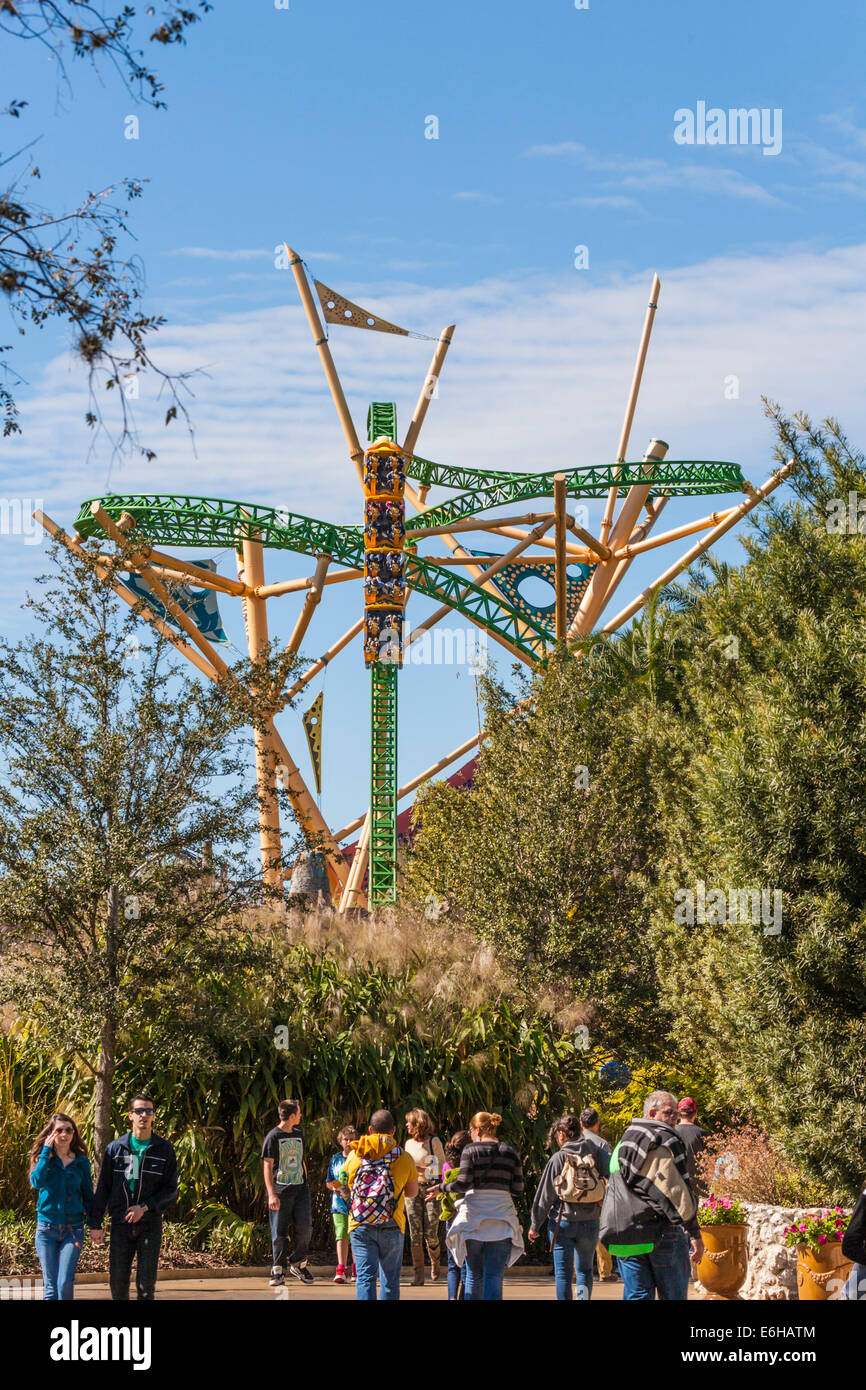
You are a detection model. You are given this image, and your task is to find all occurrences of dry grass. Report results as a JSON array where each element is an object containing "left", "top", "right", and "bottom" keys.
[{"left": 242, "top": 901, "right": 585, "bottom": 1021}]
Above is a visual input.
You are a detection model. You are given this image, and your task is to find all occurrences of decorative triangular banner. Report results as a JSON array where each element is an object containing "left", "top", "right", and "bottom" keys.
[
  {"left": 315, "top": 280, "right": 409, "bottom": 336},
  {"left": 120, "top": 559, "right": 229, "bottom": 645},
  {"left": 302, "top": 691, "right": 324, "bottom": 795},
  {"left": 470, "top": 551, "right": 595, "bottom": 633}
]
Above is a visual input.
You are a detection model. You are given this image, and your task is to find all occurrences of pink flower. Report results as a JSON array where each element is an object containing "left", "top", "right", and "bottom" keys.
[
  {"left": 817, "top": 1234, "right": 827, "bottom": 1245},
  {"left": 799, "top": 1223, "right": 807, "bottom": 1232}
]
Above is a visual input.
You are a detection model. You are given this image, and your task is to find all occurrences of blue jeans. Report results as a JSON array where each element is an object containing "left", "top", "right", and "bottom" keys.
[
  {"left": 350, "top": 1222, "right": 405, "bottom": 1300},
  {"left": 446, "top": 1216, "right": 466, "bottom": 1299},
  {"left": 35, "top": 1222, "right": 84, "bottom": 1301},
  {"left": 463, "top": 1236, "right": 512, "bottom": 1301},
  {"left": 619, "top": 1226, "right": 691, "bottom": 1301},
  {"left": 548, "top": 1217, "right": 599, "bottom": 1300},
  {"left": 842, "top": 1262, "right": 866, "bottom": 1300}
]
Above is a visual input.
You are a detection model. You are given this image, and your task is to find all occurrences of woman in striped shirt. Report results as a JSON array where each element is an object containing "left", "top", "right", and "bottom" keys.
[{"left": 446, "top": 1111, "right": 525, "bottom": 1300}]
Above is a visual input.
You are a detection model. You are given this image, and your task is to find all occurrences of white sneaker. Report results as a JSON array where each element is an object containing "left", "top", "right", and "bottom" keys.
[{"left": 269, "top": 1266, "right": 284, "bottom": 1286}]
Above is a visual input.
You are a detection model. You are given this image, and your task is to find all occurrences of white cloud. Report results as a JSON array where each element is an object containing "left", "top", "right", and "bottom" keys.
[{"left": 524, "top": 141, "right": 587, "bottom": 158}]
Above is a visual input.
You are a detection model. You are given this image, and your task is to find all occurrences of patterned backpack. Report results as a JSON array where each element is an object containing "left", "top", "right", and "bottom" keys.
[{"left": 350, "top": 1146, "right": 403, "bottom": 1225}]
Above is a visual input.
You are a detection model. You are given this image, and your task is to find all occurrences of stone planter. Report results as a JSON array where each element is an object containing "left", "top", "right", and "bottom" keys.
[
  {"left": 697, "top": 1223, "right": 749, "bottom": 1300},
  {"left": 795, "top": 1242, "right": 853, "bottom": 1301}
]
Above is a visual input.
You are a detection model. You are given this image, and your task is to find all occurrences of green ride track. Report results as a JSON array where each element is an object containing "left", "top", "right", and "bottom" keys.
[
  {"left": 74, "top": 458, "right": 744, "bottom": 670},
  {"left": 75, "top": 452, "right": 746, "bottom": 908}
]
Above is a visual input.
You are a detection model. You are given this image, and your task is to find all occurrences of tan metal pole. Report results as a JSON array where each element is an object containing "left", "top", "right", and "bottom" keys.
[
  {"left": 239, "top": 536, "right": 283, "bottom": 889},
  {"left": 568, "top": 439, "right": 668, "bottom": 639},
  {"left": 257, "top": 567, "right": 361, "bottom": 598},
  {"left": 599, "top": 273, "right": 661, "bottom": 545},
  {"left": 285, "top": 243, "right": 365, "bottom": 481},
  {"left": 402, "top": 325, "right": 456, "bottom": 463},
  {"left": 337, "top": 812, "right": 370, "bottom": 913},
  {"left": 611, "top": 505, "right": 740, "bottom": 560},
  {"left": 284, "top": 553, "right": 331, "bottom": 657}
]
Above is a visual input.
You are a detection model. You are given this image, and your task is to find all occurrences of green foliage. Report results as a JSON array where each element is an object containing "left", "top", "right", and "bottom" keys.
[
  {"left": 647, "top": 410, "right": 866, "bottom": 1193},
  {"left": 1, "top": 909, "right": 596, "bottom": 1251},
  {"left": 405, "top": 651, "right": 672, "bottom": 1059},
  {"left": 783, "top": 1210, "right": 850, "bottom": 1252},
  {"left": 0, "top": 542, "right": 287, "bottom": 1162}
]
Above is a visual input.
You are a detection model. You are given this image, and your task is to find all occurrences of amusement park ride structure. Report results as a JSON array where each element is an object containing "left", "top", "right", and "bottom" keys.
[{"left": 36, "top": 247, "right": 794, "bottom": 911}]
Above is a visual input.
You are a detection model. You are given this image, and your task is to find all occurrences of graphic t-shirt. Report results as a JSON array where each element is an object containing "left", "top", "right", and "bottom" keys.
[
  {"left": 261, "top": 1126, "right": 306, "bottom": 1192},
  {"left": 126, "top": 1135, "right": 150, "bottom": 1196},
  {"left": 327, "top": 1151, "right": 350, "bottom": 1214}
]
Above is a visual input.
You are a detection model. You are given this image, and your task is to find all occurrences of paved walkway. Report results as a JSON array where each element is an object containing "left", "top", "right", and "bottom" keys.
[{"left": 75, "top": 1272, "right": 699, "bottom": 1301}]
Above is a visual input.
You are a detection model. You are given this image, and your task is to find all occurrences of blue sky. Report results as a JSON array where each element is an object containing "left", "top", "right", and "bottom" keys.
[{"left": 3, "top": 0, "right": 866, "bottom": 840}]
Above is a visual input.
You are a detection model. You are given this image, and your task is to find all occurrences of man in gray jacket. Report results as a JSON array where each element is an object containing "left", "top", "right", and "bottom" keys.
[{"left": 528, "top": 1114, "right": 610, "bottom": 1300}]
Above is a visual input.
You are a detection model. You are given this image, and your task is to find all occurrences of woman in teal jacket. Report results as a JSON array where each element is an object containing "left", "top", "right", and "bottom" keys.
[{"left": 29, "top": 1113, "right": 98, "bottom": 1300}]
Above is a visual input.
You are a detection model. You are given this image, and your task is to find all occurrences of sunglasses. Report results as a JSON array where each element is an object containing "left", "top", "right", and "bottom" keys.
[
  {"left": 53, "top": 1128, "right": 74, "bottom": 1136},
  {"left": 132, "top": 1108, "right": 154, "bottom": 1116}
]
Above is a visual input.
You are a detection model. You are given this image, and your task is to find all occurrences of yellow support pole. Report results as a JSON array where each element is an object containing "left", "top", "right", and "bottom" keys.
[{"left": 238, "top": 535, "right": 283, "bottom": 890}]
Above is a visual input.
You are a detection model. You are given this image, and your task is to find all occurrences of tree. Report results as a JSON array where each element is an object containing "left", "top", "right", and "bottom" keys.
[
  {"left": 648, "top": 409, "right": 866, "bottom": 1192},
  {"left": 0, "top": 538, "right": 285, "bottom": 1166},
  {"left": 1, "top": 2, "right": 212, "bottom": 448},
  {"left": 404, "top": 652, "right": 673, "bottom": 1060}
]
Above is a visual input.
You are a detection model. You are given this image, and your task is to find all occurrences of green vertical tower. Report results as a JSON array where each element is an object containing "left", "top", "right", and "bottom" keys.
[
  {"left": 366, "top": 401, "right": 400, "bottom": 908},
  {"left": 369, "top": 659, "right": 398, "bottom": 905}
]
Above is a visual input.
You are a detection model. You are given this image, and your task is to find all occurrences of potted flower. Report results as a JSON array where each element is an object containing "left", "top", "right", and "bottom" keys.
[
  {"left": 783, "top": 1210, "right": 852, "bottom": 1301},
  {"left": 696, "top": 1194, "right": 749, "bottom": 1300}
]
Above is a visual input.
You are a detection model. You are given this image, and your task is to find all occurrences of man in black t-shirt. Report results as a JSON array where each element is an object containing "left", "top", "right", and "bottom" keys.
[
  {"left": 261, "top": 1099, "right": 313, "bottom": 1287},
  {"left": 676, "top": 1097, "right": 709, "bottom": 1286},
  {"left": 676, "top": 1098, "right": 709, "bottom": 1195}
]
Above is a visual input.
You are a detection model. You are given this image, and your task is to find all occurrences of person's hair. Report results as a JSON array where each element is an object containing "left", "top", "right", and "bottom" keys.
[
  {"left": 405, "top": 1108, "right": 434, "bottom": 1140},
  {"left": 643, "top": 1090, "right": 677, "bottom": 1118},
  {"left": 469, "top": 1111, "right": 502, "bottom": 1138},
  {"left": 546, "top": 1114, "right": 581, "bottom": 1149},
  {"left": 278, "top": 1099, "right": 300, "bottom": 1121},
  {"left": 369, "top": 1109, "right": 396, "bottom": 1134},
  {"left": 579, "top": 1107, "right": 600, "bottom": 1129},
  {"left": 29, "top": 1113, "right": 88, "bottom": 1170},
  {"left": 444, "top": 1130, "right": 470, "bottom": 1167},
  {"left": 337, "top": 1124, "right": 357, "bottom": 1142},
  {"left": 128, "top": 1093, "right": 154, "bottom": 1111}
]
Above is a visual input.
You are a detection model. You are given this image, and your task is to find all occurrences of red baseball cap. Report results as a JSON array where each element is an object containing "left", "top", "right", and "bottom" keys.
[{"left": 678, "top": 1097, "right": 697, "bottom": 1115}]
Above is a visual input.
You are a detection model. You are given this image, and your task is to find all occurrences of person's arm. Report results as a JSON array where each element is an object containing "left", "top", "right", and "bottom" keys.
[
  {"left": 89, "top": 1146, "right": 113, "bottom": 1228},
  {"left": 402, "top": 1155, "right": 419, "bottom": 1201},
  {"left": 81, "top": 1157, "right": 96, "bottom": 1227},
  {"left": 262, "top": 1156, "right": 281, "bottom": 1210},
  {"left": 450, "top": 1146, "right": 475, "bottom": 1195},
  {"left": 29, "top": 1145, "right": 54, "bottom": 1189},
  {"left": 509, "top": 1147, "right": 525, "bottom": 1198},
  {"left": 528, "top": 1156, "right": 557, "bottom": 1238},
  {"left": 145, "top": 1142, "right": 179, "bottom": 1215}
]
